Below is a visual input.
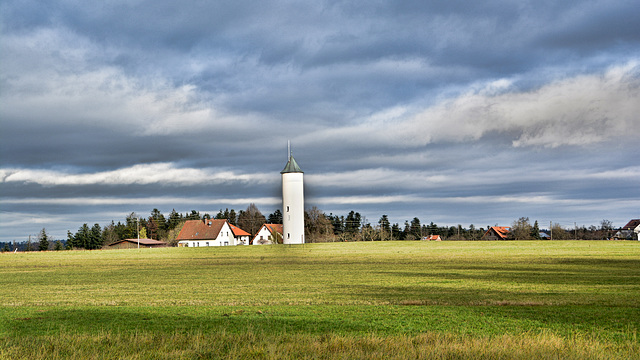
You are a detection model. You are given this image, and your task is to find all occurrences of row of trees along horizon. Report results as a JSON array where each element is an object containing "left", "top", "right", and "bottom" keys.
[{"left": 1, "top": 205, "right": 624, "bottom": 252}]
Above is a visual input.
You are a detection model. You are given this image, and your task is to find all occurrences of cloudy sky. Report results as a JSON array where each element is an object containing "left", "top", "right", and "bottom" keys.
[{"left": 1, "top": 0, "right": 639, "bottom": 242}]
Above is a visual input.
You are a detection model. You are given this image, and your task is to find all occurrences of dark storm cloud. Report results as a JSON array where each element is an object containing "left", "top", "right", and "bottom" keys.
[{"left": 1, "top": 0, "right": 639, "bottom": 242}]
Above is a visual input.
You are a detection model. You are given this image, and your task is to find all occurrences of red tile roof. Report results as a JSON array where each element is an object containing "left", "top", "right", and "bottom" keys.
[
  {"left": 229, "top": 224, "right": 251, "bottom": 237},
  {"left": 177, "top": 219, "right": 228, "bottom": 240},
  {"left": 483, "top": 226, "right": 511, "bottom": 239},
  {"left": 623, "top": 219, "right": 640, "bottom": 230},
  {"left": 263, "top": 224, "right": 283, "bottom": 234}
]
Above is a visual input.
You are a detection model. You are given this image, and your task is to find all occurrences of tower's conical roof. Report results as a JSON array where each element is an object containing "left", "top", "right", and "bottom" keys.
[{"left": 281, "top": 155, "right": 303, "bottom": 174}]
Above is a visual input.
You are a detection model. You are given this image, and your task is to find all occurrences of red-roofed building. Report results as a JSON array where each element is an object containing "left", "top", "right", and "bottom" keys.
[
  {"left": 253, "top": 224, "right": 283, "bottom": 245},
  {"left": 622, "top": 219, "right": 640, "bottom": 231},
  {"left": 482, "top": 226, "right": 511, "bottom": 240},
  {"left": 614, "top": 219, "right": 640, "bottom": 240},
  {"left": 422, "top": 235, "right": 442, "bottom": 241},
  {"left": 177, "top": 219, "right": 249, "bottom": 247},
  {"left": 230, "top": 224, "right": 251, "bottom": 245}
]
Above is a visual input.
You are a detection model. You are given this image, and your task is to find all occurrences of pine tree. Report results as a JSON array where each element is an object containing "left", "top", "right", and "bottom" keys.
[
  {"left": 391, "top": 223, "right": 401, "bottom": 240},
  {"left": 410, "top": 217, "right": 422, "bottom": 239},
  {"left": 76, "top": 224, "right": 91, "bottom": 249},
  {"left": 378, "top": 215, "right": 391, "bottom": 240},
  {"left": 66, "top": 230, "right": 75, "bottom": 249},
  {"left": 268, "top": 209, "right": 283, "bottom": 224},
  {"left": 167, "top": 209, "right": 183, "bottom": 230},
  {"left": 38, "top": 228, "right": 50, "bottom": 251},
  {"left": 531, "top": 220, "right": 541, "bottom": 239},
  {"left": 88, "top": 223, "right": 102, "bottom": 249}
]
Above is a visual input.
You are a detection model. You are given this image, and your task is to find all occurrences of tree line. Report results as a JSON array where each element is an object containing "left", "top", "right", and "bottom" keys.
[{"left": 1, "top": 205, "right": 627, "bottom": 252}]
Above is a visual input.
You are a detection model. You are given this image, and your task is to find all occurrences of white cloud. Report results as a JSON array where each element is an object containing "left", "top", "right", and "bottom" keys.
[
  {"left": 0, "top": 163, "right": 274, "bottom": 186},
  {"left": 2, "top": 196, "right": 280, "bottom": 207},
  {"left": 401, "top": 62, "right": 640, "bottom": 148}
]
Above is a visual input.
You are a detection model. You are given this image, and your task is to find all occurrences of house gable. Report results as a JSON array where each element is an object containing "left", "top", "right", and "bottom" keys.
[
  {"left": 482, "top": 226, "right": 511, "bottom": 240},
  {"left": 253, "top": 224, "right": 283, "bottom": 245}
]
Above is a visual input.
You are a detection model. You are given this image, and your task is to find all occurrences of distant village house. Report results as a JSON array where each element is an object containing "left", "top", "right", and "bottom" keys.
[
  {"left": 613, "top": 219, "right": 640, "bottom": 240},
  {"left": 176, "top": 219, "right": 250, "bottom": 247},
  {"left": 253, "top": 224, "right": 283, "bottom": 245},
  {"left": 482, "top": 226, "right": 511, "bottom": 240}
]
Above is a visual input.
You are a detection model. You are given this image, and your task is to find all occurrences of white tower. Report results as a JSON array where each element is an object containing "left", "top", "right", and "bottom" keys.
[{"left": 281, "top": 145, "right": 305, "bottom": 244}]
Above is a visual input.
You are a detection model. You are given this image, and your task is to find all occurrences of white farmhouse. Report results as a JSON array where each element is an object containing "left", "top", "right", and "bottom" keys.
[{"left": 177, "top": 219, "right": 248, "bottom": 247}]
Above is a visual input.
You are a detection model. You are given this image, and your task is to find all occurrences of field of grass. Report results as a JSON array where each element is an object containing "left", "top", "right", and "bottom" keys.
[{"left": 1, "top": 241, "right": 639, "bottom": 359}]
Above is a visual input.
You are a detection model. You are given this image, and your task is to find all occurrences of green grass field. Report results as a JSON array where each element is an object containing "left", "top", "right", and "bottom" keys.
[{"left": 1, "top": 241, "right": 639, "bottom": 359}]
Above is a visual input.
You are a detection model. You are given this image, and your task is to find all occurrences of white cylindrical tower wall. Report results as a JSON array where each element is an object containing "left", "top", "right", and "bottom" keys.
[{"left": 282, "top": 168, "right": 305, "bottom": 244}]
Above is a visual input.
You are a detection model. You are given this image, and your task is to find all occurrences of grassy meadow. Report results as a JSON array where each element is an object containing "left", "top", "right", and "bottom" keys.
[{"left": 1, "top": 241, "right": 639, "bottom": 359}]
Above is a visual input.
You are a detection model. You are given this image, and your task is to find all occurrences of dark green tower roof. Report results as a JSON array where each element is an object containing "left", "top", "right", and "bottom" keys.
[{"left": 281, "top": 155, "right": 303, "bottom": 174}]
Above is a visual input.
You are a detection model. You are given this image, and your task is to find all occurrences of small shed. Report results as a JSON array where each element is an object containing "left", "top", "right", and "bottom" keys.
[{"left": 107, "top": 238, "right": 167, "bottom": 249}]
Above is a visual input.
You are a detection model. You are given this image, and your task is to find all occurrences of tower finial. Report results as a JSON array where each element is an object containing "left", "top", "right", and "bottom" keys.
[{"left": 288, "top": 140, "right": 291, "bottom": 159}]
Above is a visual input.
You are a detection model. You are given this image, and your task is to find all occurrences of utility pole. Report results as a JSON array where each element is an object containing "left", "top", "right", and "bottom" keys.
[{"left": 136, "top": 217, "right": 140, "bottom": 249}]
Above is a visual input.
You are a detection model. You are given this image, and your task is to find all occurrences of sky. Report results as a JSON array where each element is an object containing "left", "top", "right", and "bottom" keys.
[{"left": 1, "top": 0, "right": 639, "bottom": 242}]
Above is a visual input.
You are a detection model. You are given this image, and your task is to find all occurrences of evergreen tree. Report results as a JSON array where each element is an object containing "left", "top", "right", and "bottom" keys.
[
  {"left": 167, "top": 209, "right": 183, "bottom": 230},
  {"left": 531, "top": 220, "right": 541, "bottom": 239},
  {"left": 2, "top": 243, "right": 10, "bottom": 252},
  {"left": 391, "top": 223, "right": 401, "bottom": 240},
  {"left": 268, "top": 209, "right": 283, "bottom": 224},
  {"left": 88, "top": 223, "right": 102, "bottom": 249},
  {"left": 228, "top": 209, "right": 237, "bottom": 225},
  {"left": 38, "top": 228, "right": 50, "bottom": 251},
  {"left": 124, "top": 213, "right": 140, "bottom": 239},
  {"left": 150, "top": 208, "right": 167, "bottom": 231},
  {"left": 378, "top": 215, "right": 391, "bottom": 240},
  {"left": 54, "top": 241, "right": 63, "bottom": 251},
  {"left": 410, "top": 217, "right": 422, "bottom": 239},
  {"left": 327, "top": 214, "right": 344, "bottom": 235},
  {"left": 76, "top": 223, "right": 91, "bottom": 249},
  {"left": 186, "top": 210, "right": 200, "bottom": 220},
  {"left": 345, "top": 211, "right": 361, "bottom": 236},
  {"left": 427, "top": 222, "right": 439, "bottom": 236},
  {"left": 402, "top": 221, "right": 412, "bottom": 240},
  {"left": 66, "top": 231, "right": 75, "bottom": 249}
]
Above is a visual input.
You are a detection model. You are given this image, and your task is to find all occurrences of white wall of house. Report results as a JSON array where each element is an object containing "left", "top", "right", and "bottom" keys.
[
  {"left": 235, "top": 235, "right": 250, "bottom": 245},
  {"left": 253, "top": 226, "right": 274, "bottom": 245}
]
